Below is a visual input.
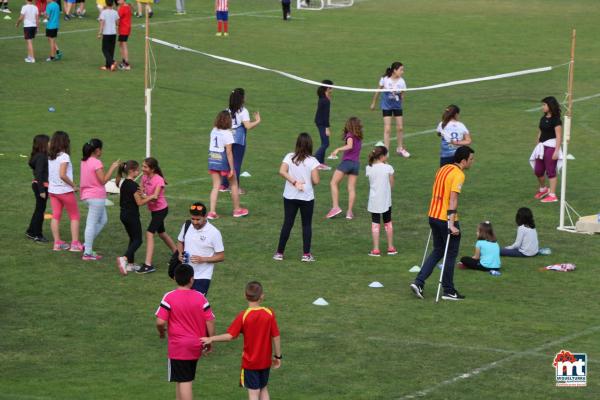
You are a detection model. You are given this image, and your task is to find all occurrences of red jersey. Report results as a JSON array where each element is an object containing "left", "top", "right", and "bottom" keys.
[
  {"left": 227, "top": 307, "right": 280, "bottom": 370},
  {"left": 118, "top": 4, "right": 132, "bottom": 36}
]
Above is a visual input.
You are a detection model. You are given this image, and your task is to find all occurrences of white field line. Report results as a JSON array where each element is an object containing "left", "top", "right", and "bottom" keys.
[
  {"left": 244, "top": 14, "right": 305, "bottom": 20},
  {"left": 525, "top": 92, "right": 600, "bottom": 112},
  {"left": 397, "top": 324, "right": 600, "bottom": 399},
  {"left": 365, "top": 128, "right": 436, "bottom": 146}
]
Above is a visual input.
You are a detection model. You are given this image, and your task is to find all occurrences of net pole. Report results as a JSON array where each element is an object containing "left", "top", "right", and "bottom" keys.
[
  {"left": 144, "top": 11, "right": 152, "bottom": 158},
  {"left": 558, "top": 29, "right": 576, "bottom": 230}
]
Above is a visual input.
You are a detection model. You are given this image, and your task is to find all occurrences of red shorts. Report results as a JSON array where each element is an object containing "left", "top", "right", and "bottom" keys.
[{"left": 209, "top": 170, "right": 230, "bottom": 177}]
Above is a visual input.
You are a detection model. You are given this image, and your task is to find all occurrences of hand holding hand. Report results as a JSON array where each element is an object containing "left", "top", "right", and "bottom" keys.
[{"left": 200, "top": 337, "right": 212, "bottom": 345}]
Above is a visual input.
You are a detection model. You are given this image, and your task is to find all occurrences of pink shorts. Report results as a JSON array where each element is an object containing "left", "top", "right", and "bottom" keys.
[
  {"left": 209, "top": 170, "right": 230, "bottom": 177},
  {"left": 50, "top": 192, "right": 80, "bottom": 221}
]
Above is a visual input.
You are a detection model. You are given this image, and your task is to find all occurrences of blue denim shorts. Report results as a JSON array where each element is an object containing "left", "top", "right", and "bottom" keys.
[{"left": 336, "top": 160, "right": 360, "bottom": 175}]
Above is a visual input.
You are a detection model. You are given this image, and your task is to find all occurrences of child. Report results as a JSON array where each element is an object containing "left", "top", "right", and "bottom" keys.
[
  {"left": 156, "top": 264, "right": 216, "bottom": 400},
  {"left": 75, "top": 0, "right": 85, "bottom": 17},
  {"left": 116, "top": 0, "right": 131, "bottom": 70},
  {"left": 208, "top": 110, "right": 248, "bottom": 219},
  {"left": 44, "top": 0, "right": 62, "bottom": 61},
  {"left": 134, "top": 0, "right": 151, "bottom": 18},
  {"left": 201, "top": 281, "right": 281, "bottom": 400},
  {"left": 35, "top": 0, "right": 46, "bottom": 20},
  {"left": 532, "top": 96, "right": 562, "bottom": 203},
  {"left": 139, "top": 157, "right": 176, "bottom": 274},
  {"left": 47, "top": 131, "right": 83, "bottom": 251},
  {"left": 459, "top": 221, "right": 501, "bottom": 273},
  {"left": 370, "top": 62, "right": 408, "bottom": 157},
  {"left": 26, "top": 134, "right": 50, "bottom": 243},
  {"left": 97, "top": 0, "right": 119, "bottom": 71},
  {"left": 15, "top": 0, "right": 38, "bottom": 63},
  {"left": 281, "top": 0, "right": 290, "bottom": 20},
  {"left": 79, "top": 139, "right": 120, "bottom": 261},
  {"left": 1, "top": 0, "right": 11, "bottom": 13},
  {"left": 436, "top": 104, "right": 472, "bottom": 166},
  {"left": 325, "top": 117, "right": 364, "bottom": 220},
  {"left": 366, "top": 146, "right": 396, "bottom": 256},
  {"left": 314, "top": 80, "right": 333, "bottom": 170},
  {"left": 501, "top": 207, "right": 539, "bottom": 257},
  {"left": 63, "top": 0, "right": 74, "bottom": 19},
  {"left": 215, "top": 0, "right": 228, "bottom": 37}
]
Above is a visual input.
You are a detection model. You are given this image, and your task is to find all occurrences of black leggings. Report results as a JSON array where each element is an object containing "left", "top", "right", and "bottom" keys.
[
  {"left": 102, "top": 34, "right": 116, "bottom": 68},
  {"left": 277, "top": 198, "right": 314, "bottom": 254},
  {"left": 27, "top": 182, "right": 48, "bottom": 237},
  {"left": 460, "top": 256, "right": 499, "bottom": 272},
  {"left": 371, "top": 207, "right": 392, "bottom": 224},
  {"left": 282, "top": 2, "right": 291, "bottom": 19},
  {"left": 120, "top": 209, "right": 143, "bottom": 264}
]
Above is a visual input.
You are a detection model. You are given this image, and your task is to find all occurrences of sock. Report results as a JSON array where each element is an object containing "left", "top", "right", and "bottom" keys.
[
  {"left": 223, "top": 21, "right": 228, "bottom": 32},
  {"left": 217, "top": 20, "right": 222, "bottom": 32}
]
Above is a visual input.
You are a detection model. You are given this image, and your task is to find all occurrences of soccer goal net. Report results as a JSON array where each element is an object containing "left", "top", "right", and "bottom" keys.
[{"left": 297, "top": 0, "right": 354, "bottom": 11}]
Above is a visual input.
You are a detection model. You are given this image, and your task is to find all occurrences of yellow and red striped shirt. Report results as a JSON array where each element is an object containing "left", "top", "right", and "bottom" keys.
[{"left": 428, "top": 164, "right": 465, "bottom": 221}]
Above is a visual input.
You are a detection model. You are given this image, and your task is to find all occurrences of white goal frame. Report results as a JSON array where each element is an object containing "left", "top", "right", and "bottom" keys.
[{"left": 297, "top": 0, "right": 354, "bottom": 11}]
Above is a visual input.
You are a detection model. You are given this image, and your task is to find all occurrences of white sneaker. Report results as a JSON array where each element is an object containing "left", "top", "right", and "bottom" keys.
[
  {"left": 126, "top": 263, "right": 141, "bottom": 272},
  {"left": 397, "top": 147, "right": 410, "bottom": 158},
  {"left": 24, "top": 57, "right": 35, "bottom": 63},
  {"left": 117, "top": 256, "right": 128, "bottom": 276}
]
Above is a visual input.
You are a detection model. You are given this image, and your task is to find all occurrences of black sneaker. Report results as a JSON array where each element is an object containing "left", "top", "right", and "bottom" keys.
[
  {"left": 136, "top": 264, "right": 156, "bottom": 274},
  {"left": 34, "top": 236, "right": 49, "bottom": 243},
  {"left": 25, "top": 232, "right": 36, "bottom": 240},
  {"left": 442, "top": 290, "right": 465, "bottom": 301},
  {"left": 410, "top": 283, "right": 424, "bottom": 299}
]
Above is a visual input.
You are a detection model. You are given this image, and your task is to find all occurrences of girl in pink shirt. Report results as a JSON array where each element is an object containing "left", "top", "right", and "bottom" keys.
[
  {"left": 139, "top": 157, "right": 176, "bottom": 274},
  {"left": 80, "top": 138, "right": 120, "bottom": 261}
]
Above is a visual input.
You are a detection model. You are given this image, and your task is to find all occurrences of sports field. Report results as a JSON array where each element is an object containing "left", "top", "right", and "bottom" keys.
[{"left": 1, "top": 0, "right": 600, "bottom": 398}]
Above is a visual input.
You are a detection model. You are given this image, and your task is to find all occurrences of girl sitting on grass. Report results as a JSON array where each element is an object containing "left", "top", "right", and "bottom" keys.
[
  {"left": 459, "top": 221, "right": 501, "bottom": 274},
  {"left": 501, "top": 207, "right": 539, "bottom": 257}
]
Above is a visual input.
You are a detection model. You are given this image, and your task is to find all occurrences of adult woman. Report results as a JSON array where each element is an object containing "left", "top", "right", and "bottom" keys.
[
  {"left": 314, "top": 79, "right": 333, "bottom": 170},
  {"left": 533, "top": 96, "right": 562, "bottom": 203}
]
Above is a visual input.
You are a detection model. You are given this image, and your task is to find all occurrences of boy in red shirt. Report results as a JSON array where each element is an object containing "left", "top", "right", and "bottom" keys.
[
  {"left": 201, "top": 281, "right": 281, "bottom": 400},
  {"left": 116, "top": 0, "right": 131, "bottom": 70},
  {"left": 156, "top": 264, "right": 216, "bottom": 400}
]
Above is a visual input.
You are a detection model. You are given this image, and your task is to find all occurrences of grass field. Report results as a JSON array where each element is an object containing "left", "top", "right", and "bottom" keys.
[{"left": 1, "top": 0, "right": 600, "bottom": 399}]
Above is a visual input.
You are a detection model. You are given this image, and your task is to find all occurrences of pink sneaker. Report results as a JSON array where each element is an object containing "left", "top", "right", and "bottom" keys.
[
  {"left": 368, "top": 249, "right": 381, "bottom": 257},
  {"left": 233, "top": 208, "right": 249, "bottom": 218},
  {"left": 346, "top": 211, "right": 354, "bottom": 220},
  {"left": 206, "top": 212, "right": 219, "bottom": 220},
  {"left": 387, "top": 247, "right": 398, "bottom": 255},
  {"left": 541, "top": 193, "right": 558, "bottom": 203},
  {"left": 534, "top": 187, "right": 549, "bottom": 199},
  {"left": 326, "top": 207, "right": 342, "bottom": 219},
  {"left": 397, "top": 147, "right": 411, "bottom": 158},
  {"left": 316, "top": 164, "right": 331, "bottom": 171},
  {"left": 69, "top": 241, "right": 83, "bottom": 252},
  {"left": 117, "top": 256, "right": 128, "bottom": 276},
  {"left": 53, "top": 241, "right": 70, "bottom": 251},
  {"left": 82, "top": 252, "right": 103, "bottom": 261}
]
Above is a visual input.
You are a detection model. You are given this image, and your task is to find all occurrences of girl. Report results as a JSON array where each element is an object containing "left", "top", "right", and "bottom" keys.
[
  {"left": 274, "top": 133, "right": 320, "bottom": 262},
  {"left": 325, "top": 117, "right": 364, "bottom": 220},
  {"left": 436, "top": 105, "right": 472, "bottom": 166},
  {"left": 135, "top": 0, "right": 152, "bottom": 18},
  {"left": 26, "top": 134, "right": 49, "bottom": 242},
  {"left": 366, "top": 146, "right": 396, "bottom": 256},
  {"left": 80, "top": 138, "right": 120, "bottom": 261},
  {"left": 115, "top": 160, "right": 157, "bottom": 275},
  {"left": 501, "top": 207, "right": 539, "bottom": 257},
  {"left": 459, "top": 221, "right": 501, "bottom": 273},
  {"left": 139, "top": 157, "right": 176, "bottom": 274},
  {"left": 47, "top": 131, "right": 82, "bottom": 251},
  {"left": 314, "top": 79, "right": 333, "bottom": 170},
  {"left": 220, "top": 88, "right": 261, "bottom": 194},
  {"left": 370, "top": 62, "right": 409, "bottom": 157},
  {"left": 209, "top": 110, "right": 249, "bottom": 219},
  {"left": 533, "top": 96, "right": 562, "bottom": 203}
]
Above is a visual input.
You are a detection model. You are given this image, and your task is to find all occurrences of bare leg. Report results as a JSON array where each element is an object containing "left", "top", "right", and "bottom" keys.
[
  {"left": 177, "top": 382, "right": 193, "bottom": 400},
  {"left": 70, "top": 219, "right": 80, "bottom": 243},
  {"left": 259, "top": 386, "right": 270, "bottom": 400},
  {"left": 384, "top": 222, "right": 394, "bottom": 249},
  {"left": 144, "top": 231, "right": 154, "bottom": 265},
  {"left": 371, "top": 223, "right": 380, "bottom": 251},
  {"left": 395, "top": 116, "right": 404, "bottom": 151},
  {"left": 382, "top": 116, "right": 392, "bottom": 150},
  {"left": 209, "top": 173, "right": 220, "bottom": 214},
  {"left": 248, "top": 389, "right": 260, "bottom": 400},
  {"left": 347, "top": 174, "right": 357, "bottom": 214},
  {"left": 548, "top": 176, "right": 558, "bottom": 195},
  {"left": 51, "top": 218, "right": 61, "bottom": 242},
  {"left": 158, "top": 231, "right": 176, "bottom": 252},
  {"left": 536, "top": 176, "right": 546, "bottom": 189},
  {"left": 119, "top": 42, "right": 128, "bottom": 63},
  {"left": 230, "top": 174, "right": 241, "bottom": 211},
  {"left": 27, "top": 39, "right": 34, "bottom": 59},
  {"left": 329, "top": 170, "right": 344, "bottom": 209}
]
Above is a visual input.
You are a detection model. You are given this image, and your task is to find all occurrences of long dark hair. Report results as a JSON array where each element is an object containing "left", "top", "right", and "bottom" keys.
[
  {"left": 48, "top": 131, "right": 71, "bottom": 160},
  {"left": 30, "top": 134, "right": 49, "bottom": 160},
  {"left": 382, "top": 61, "right": 403, "bottom": 78},
  {"left": 229, "top": 88, "right": 245, "bottom": 116},
  {"left": 441, "top": 105, "right": 460, "bottom": 129},
  {"left": 477, "top": 221, "right": 497, "bottom": 243},
  {"left": 343, "top": 117, "right": 364, "bottom": 140},
  {"left": 368, "top": 146, "right": 388, "bottom": 166},
  {"left": 317, "top": 79, "right": 333, "bottom": 98},
  {"left": 115, "top": 160, "right": 139, "bottom": 188},
  {"left": 144, "top": 157, "right": 167, "bottom": 184},
  {"left": 291, "top": 133, "right": 313, "bottom": 165},
  {"left": 541, "top": 96, "right": 561, "bottom": 119},
  {"left": 82, "top": 138, "right": 103, "bottom": 161},
  {"left": 515, "top": 207, "right": 535, "bottom": 229}
]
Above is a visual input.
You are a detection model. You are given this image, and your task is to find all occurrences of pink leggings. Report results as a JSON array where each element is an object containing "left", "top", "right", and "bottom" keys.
[{"left": 50, "top": 192, "right": 80, "bottom": 221}]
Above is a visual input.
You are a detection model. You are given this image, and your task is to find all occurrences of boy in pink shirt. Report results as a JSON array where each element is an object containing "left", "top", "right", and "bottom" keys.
[{"left": 156, "top": 264, "right": 216, "bottom": 400}]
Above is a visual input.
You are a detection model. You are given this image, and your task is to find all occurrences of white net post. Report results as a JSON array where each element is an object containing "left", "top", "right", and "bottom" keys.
[{"left": 145, "top": 88, "right": 152, "bottom": 158}]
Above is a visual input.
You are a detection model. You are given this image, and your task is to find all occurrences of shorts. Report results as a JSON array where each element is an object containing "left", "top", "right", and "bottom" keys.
[
  {"left": 241, "top": 368, "right": 270, "bottom": 390},
  {"left": 216, "top": 10, "right": 228, "bottom": 21},
  {"left": 24, "top": 27, "right": 37, "bottom": 40},
  {"left": 66, "top": 0, "right": 76, "bottom": 4},
  {"left": 118, "top": 34, "right": 129, "bottom": 42},
  {"left": 209, "top": 169, "right": 230, "bottom": 177},
  {"left": 168, "top": 359, "right": 198, "bottom": 382},
  {"left": 147, "top": 207, "right": 168, "bottom": 234},
  {"left": 76, "top": 0, "right": 85, "bottom": 3},
  {"left": 336, "top": 160, "right": 360, "bottom": 176},
  {"left": 49, "top": 192, "right": 80, "bottom": 221},
  {"left": 371, "top": 207, "right": 392, "bottom": 224},
  {"left": 382, "top": 109, "right": 403, "bottom": 117},
  {"left": 192, "top": 279, "right": 211, "bottom": 296},
  {"left": 46, "top": 28, "right": 58, "bottom": 38}
]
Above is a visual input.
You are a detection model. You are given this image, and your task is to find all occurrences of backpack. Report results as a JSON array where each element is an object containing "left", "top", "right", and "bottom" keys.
[{"left": 167, "top": 219, "right": 192, "bottom": 279}]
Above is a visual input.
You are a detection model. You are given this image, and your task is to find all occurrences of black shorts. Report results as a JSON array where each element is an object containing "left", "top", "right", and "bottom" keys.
[
  {"left": 46, "top": 28, "right": 58, "bottom": 38},
  {"left": 371, "top": 207, "right": 392, "bottom": 224},
  {"left": 168, "top": 359, "right": 198, "bottom": 382},
  {"left": 382, "top": 109, "right": 403, "bottom": 117},
  {"left": 24, "top": 27, "right": 37, "bottom": 40},
  {"left": 118, "top": 34, "right": 129, "bottom": 42},
  {"left": 241, "top": 368, "right": 270, "bottom": 390},
  {"left": 147, "top": 207, "right": 168, "bottom": 234},
  {"left": 75, "top": 0, "right": 85, "bottom": 3},
  {"left": 336, "top": 160, "right": 360, "bottom": 176}
]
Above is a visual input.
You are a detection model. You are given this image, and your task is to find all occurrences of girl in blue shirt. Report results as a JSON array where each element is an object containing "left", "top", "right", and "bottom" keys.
[{"left": 459, "top": 221, "right": 501, "bottom": 274}]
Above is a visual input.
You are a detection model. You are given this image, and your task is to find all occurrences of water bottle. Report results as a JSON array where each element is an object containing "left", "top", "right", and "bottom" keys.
[
  {"left": 489, "top": 270, "right": 501, "bottom": 276},
  {"left": 183, "top": 251, "right": 190, "bottom": 264}
]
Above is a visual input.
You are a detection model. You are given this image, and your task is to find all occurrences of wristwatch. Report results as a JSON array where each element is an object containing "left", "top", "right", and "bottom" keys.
[{"left": 274, "top": 354, "right": 282, "bottom": 360}]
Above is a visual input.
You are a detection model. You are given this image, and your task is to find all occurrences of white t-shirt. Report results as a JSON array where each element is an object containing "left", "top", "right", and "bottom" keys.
[
  {"left": 99, "top": 9, "right": 119, "bottom": 35},
  {"left": 366, "top": 163, "right": 394, "bottom": 213},
  {"left": 379, "top": 76, "right": 407, "bottom": 92},
  {"left": 209, "top": 128, "right": 234, "bottom": 153},
  {"left": 282, "top": 153, "right": 320, "bottom": 201},
  {"left": 48, "top": 152, "right": 74, "bottom": 195},
  {"left": 21, "top": 4, "right": 39, "bottom": 28},
  {"left": 436, "top": 120, "right": 470, "bottom": 157},
  {"left": 231, "top": 107, "right": 250, "bottom": 129},
  {"left": 178, "top": 221, "right": 224, "bottom": 280}
]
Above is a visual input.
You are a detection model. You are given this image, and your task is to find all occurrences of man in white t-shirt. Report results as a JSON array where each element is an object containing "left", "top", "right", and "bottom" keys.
[
  {"left": 15, "top": 0, "right": 39, "bottom": 63},
  {"left": 177, "top": 202, "right": 225, "bottom": 296}
]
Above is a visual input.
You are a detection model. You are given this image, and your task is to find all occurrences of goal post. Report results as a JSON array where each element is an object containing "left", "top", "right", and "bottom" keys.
[{"left": 297, "top": 0, "right": 354, "bottom": 11}]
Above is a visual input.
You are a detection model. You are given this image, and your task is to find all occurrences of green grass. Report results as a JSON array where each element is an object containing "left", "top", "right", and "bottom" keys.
[{"left": 1, "top": 0, "right": 600, "bottom": 398}]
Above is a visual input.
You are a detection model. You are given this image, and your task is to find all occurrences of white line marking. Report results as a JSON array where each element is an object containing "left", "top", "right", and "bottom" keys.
[
  {"left": 365, "top": 128, "right": 436, "bottom": 146},
  {"left": 525, "top": 92, "right": 600, "bottom": 112}
]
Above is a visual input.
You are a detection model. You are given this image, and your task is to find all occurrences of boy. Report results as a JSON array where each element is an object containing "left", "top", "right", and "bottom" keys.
[
  {"left": 116, "top": 0, "right": 131, "bottom": 70},
  {"left": 97, "top": 0, "right": 119, "bottom": 71},
  {"left": 15, "top": 0, "right": 38, "bottom": 63},
  {"left": 214, "top": 0, "right": 228, "bottom": 37},
  {"left": 156, "top": 264, "right": 216, "bottom": 400},
  {"left": 201, "top": 281, "right": 281, "bottom": 400},
  {"left": 44, "top": 0, "right": 61, "bottom": 61}
]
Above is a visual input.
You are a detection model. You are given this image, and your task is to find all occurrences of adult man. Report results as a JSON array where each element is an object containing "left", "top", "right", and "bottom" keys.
[
  {"left": 177, "top": 202, "right": 224, "bottom": 296},
  {"left": 410, "top": 146, "right": 474, "bottom": 301}
]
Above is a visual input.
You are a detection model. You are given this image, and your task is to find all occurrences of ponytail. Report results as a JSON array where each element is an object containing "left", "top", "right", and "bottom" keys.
[
  {"left": 368, "top": 146, "right": 388, "bottom": 166},
  {"left": 116, "top": 160, "right": 139, "bottom": 187},
  {"left": 229, "top": 88, "right": 245, "bottom": 116},
  {"left": 82, "top": 138, "right": 103, "bottom": 161},
  {"left": 441, "top": 105, "right": 460, "bottom": 129},
  {"left": 144, "top": 157, "right": 168, "bottom": 185},
  {"left": 383, "top": 61, "right": 403, "bottom": 78}
]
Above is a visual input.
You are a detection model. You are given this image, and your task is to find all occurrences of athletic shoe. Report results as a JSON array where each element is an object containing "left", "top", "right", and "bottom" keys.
[
  {"left": 387, "top": 247, "right": 398, "bottom": 255},
  {"left": 25, "top": 232, "right": 36, "bottom": 240},
  {"left": 316, "top": 164, "right": 331, "bottom": 171},
  {"left": 345, "top": 211, "right": 354, "bottom": 220},
  {"left": 126, "top": 263, "right": 141, "bottom": 272},
  {"left": 223, "top": 32, "right": 229, "bottom": 37},
  {"left": 1, "top": 8, "right": 11, "bottom": 13},
  {"left": 34, "top": 236, "right": 49, "bottom": 243},
  {"left": 301, "top": 253, "right": 315, "bottom": 262},
  {"left": 233, "top": 208, "right": 249, "bottom": 218},
  {"left": 55, "top": 50, "right": 62, "bottom": 60},
  {"left": 136, "top": 264, "right": 156, "bottom": 274},
  {"left": 70, "top": 241, "right": 83, "bottom": 252},
  {"left": 77, "top": 13, "right": 83, "bottom": 18},
  {"left": 206, "top": 211, "right": 219, "bottom": 220},
  {"left": 24, "top": 57, "right": 35, "bottom": 63},
  {"left": 325, "top": 207, "right": 342, "bottom": 219},
  {"left": 218, "top": 185, "right": 230, "bottom": 192},
  {"left": 123, "top": 65, "right": 131, "bottom": 71},
  {"left": 272, "top": 253, "right": 284, "bottom": 261},
  {"left": 63, "top": 15, "right": 70, "bottom": 20},
  {"left": 397, "top": 147, "right": 410, "bottom": 158},
  {"left": 175, "top": 11, "right": 186, "bottom": 15},
  {"left": 534, "top": 187, "right": 549, "bottom": 199},
  {"left": 541, "top": 193, "right": 558, "bottom": 203},
  {"left": 53, "top": 241, "right": 70, "bottom": 251},
  {"left": 82, "top": 252, "right": 102, "bottom": 261},
  {"left": 100, "top": 66, "right": 108, "bottom": 71},
  {"left": 117, "top": 256, "right": 128, "bottom": 276},
  {"left": 368, "top": 249, "right": 381, "bottom": 257},
  {"left": 215, "top": 32, "right": 222, "bottom": 37},
  {"left": 442, "top": 290, "right": 465, "bottom": 301},
  {"left": 46, "top": 57, "right": 55, "bottom": 62},
  {"left": 410, "top": 283, "right": 424, "bottom": 299}
]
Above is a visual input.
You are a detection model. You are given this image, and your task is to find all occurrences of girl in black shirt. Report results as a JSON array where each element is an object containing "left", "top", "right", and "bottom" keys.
[
  {"left": 533, "top": 96, "right": 562, "bottom": 203},
  {"left": 26, "top": 134, "right": 50, "bottom": 242},
  {"left": 314, "top": 79, "right": 333, "bottom": 170}
]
